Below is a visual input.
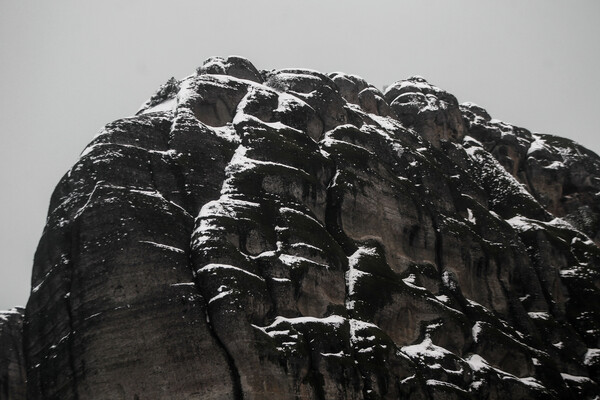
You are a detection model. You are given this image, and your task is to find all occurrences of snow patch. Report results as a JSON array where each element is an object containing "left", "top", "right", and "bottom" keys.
[
  {"left": 402, "top": 337, "right": 454, "bottom": 360},
  {"left": 402, "top": 274, "right": 427, "bottom": 291},
  {"left": 346, "top": 247, "right": 376, "bottom": 308},
  {"left": 320, "top": 351, "right": 346, "bottom": 358},
  {"left": 255, "top": 315, "right": 346, "bottom": 337},
  {"left": 139, "top": 241, "right": 185, "bottom": 254},
  {"left": 208, "top": 289, "right": 234, "bottom": 304},
  {"left": 560, "top": 373, "right": 593, "bottom": 384},
  {"left": 465, "top": 354, "right": 490, "bottom": 371},
  {"left": 349, "top": 319, "right": 380, "bottom": 345},
  {"left": 527, "top": 311, "right": 550, "bottom": 321},
  {"left": 506, "top": 215, "right": 536, "bottom": 232},
  {"left": 467, "top": 208, "right": 476, "bottom": 224},
  {"left": 435, "top": 295, "right": 450, "bottom": 303},
  {"left": 517, "top": 377, "right": 546, "bottom": 390},
  {"left": 279, "top": 254, "right": 328, "bottom": 268},
  {"left": 472, "top": 322, "right": 483, "bottom": 343},
  {"left": 426, "top": 380, "right": 467, "bottom": 393},
  {"left": 142, "top": 97, "right": 177, "bottom": 114},
  {"left": 527, "top": 135, "right": 548, "bottom": 156},
  {"left": 199, "top": 263, "right": 264, "bottom": 281},
  {"left": 198, "top": 197, "right": 260, "bottom": 219},
  {"left": 584, "top": 348, "right": 600, "bottom": 366}
]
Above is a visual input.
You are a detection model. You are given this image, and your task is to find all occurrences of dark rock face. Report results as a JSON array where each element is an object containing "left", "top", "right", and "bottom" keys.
[
  {"left": 2, "top": 56, "right": 600, "bottom": 399},
  {"left": 460, "top": 101, "right": 600, "bottom": 243},
  {"left": 0, "top": 308, "right": 26, "bottom": 400},
  {"left": 384, "top": 76, "right": 466, "bottom": 147}
]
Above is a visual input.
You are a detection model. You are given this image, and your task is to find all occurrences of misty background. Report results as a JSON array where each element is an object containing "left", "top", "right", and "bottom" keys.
[{"left": 1, "top": 0, "right": 598, "bottom": 310}]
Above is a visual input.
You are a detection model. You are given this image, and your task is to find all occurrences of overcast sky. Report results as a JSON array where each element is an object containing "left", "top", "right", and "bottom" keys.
[{"left": 1, "top": 0, "right": 598, "bottom": 310}]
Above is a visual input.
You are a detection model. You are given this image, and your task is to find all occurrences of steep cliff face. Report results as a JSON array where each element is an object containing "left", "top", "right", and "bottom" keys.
[
  {"left": 0, "top": 308, "right": 26, "bottom": 400},
  {"left": 2, "top": 56, "right": 600, "bottom": 399}
]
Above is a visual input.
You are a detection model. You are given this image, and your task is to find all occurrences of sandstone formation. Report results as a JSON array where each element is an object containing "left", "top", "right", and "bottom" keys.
[{"left": 1, "top": 56, "right": 599, "bottom": 399}]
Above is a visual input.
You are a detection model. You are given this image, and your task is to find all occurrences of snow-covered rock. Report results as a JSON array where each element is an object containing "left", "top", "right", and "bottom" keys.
[{"left": 3, "top": 56, "right": 599, "bottom": 399}]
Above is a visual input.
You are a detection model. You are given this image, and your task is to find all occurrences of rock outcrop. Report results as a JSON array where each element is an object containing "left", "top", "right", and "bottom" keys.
[
  {"left": 2, "top": 56, "right": 600, "bottom": 399},
  {"left": 0, "top": 308, "right": 26, "bottom": 400}
]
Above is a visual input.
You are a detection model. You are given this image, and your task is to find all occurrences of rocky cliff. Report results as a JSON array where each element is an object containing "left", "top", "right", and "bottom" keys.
[
  {"left": 1, "top": 56, "right": 599, "bottom": 399},
  {"left": 0, "top": 309, "right": 26, "bottom": 400}
]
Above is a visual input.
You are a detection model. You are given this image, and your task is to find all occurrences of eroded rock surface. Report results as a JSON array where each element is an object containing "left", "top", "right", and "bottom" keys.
[
  {"left": 3, "top": 56, "right": 600, "bottom": 399},
  {"left": 0, "top": 308, "right": 26, "bottom": 400}
]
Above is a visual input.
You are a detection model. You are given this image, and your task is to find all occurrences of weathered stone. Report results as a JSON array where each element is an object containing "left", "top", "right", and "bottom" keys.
[
  {"left": 198, "top": 55, "right": 263, "bottom": 83},
  {"left": 265, "top": 69, "right": 348, "bottom": 135},
  {"left": 2, "top": 56, "right": 599, "bottom": 399},
  {"left": 358, "top": 87, "right": 394, "bottom": 117},
  {"left": 0, "top": 309, "right": 25, "bottom": 400},
  {"left": 460, "top": 102, "right": 600, "bottom": 244},
  {"left": 385, "top": 76, "right": 467, "bottom": 147}
]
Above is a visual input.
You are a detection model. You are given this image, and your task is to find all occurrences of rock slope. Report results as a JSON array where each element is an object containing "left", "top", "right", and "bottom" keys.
[{"left": 2, "top": 56, "right": 600, "bottom": 399}]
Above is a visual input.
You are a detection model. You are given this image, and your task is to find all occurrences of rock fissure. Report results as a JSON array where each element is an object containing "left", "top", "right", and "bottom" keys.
[
  {"left": 197, "top": 289, "right": 245, "bottom": 400},
  {"left": 63, "top": 292, "right": 80, "bottom": 400}
]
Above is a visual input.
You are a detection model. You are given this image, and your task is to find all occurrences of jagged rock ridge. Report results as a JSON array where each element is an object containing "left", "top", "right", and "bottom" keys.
[{"left": 1, "top": 55, "right": 599, "bottom": 399}]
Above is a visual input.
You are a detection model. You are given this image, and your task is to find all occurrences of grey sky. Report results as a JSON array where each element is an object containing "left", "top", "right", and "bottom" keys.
[{"left": 1, "top": 0, "right": 598, "bottom": 310}]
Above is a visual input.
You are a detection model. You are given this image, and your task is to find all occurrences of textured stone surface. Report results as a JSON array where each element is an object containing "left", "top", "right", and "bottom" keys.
[
  {"left": 2, "top": 56, "right": 600, "bottom": 399},
  {"left": 0, "top": 308, "right": 25, "bottom": 400}
]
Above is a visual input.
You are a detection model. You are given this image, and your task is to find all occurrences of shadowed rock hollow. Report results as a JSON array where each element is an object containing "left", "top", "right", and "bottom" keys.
[{"left": 1, "top": 56, "right": 600, "bottom": 399}]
